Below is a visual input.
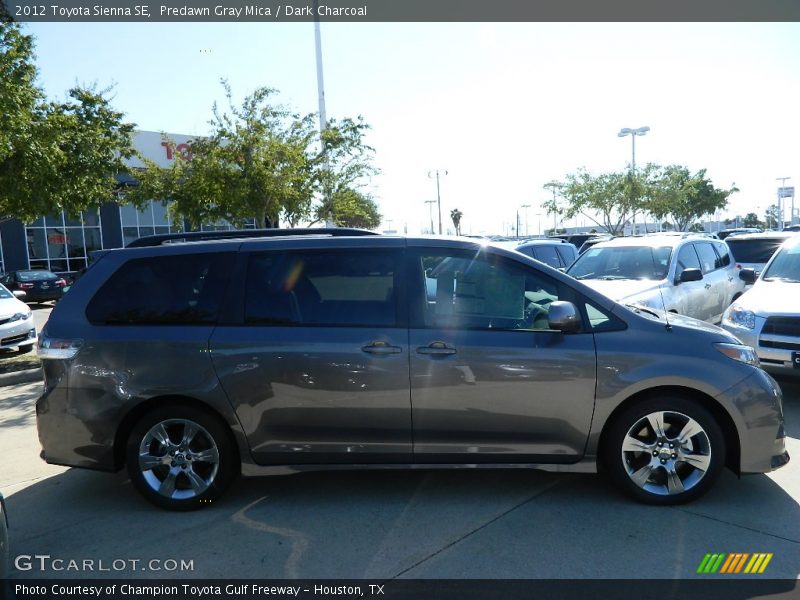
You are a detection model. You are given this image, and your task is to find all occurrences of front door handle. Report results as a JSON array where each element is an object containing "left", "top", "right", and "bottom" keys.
[
  {"left": 417, "top": 341, "right": 457, "bottom": 356},
  {"left": 361, "top": 341, "right": 402, "bottom": 355}
]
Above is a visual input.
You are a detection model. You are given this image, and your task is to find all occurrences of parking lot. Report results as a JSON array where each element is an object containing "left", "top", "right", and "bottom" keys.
[{"left": 0, "top": 301, "right": 798, "bottom": 582}]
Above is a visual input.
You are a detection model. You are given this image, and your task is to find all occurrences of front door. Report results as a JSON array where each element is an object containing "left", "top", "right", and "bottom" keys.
[{"left": 407, "top": 245, "right": 597, "bottom": 463}]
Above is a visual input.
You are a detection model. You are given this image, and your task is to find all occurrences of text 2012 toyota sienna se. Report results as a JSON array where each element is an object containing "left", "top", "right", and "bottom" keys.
[{"left": 36, "top": 234, "right": 789, "bottom": 510}]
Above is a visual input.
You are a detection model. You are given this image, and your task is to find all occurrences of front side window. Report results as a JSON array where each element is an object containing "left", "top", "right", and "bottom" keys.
[
  {"left": 532, "top": 245, "right": 562, "bottom": 268},
  {"left": 86, "top": 253, "right": 233, "bottom": 325},
  {"left": 245, "top": 250, "right": 397, "bottom": 327},
  {"left": 676, "top": 244, "right": 702, "bottom": 273},
  {"left": 417, "top": 250, "right": 564, "bottom": 331}
]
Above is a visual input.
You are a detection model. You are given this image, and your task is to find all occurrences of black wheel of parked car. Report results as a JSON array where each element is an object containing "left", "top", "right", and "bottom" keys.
[
  {"left": 604, "top": 396, "right": 725, "bottom": 505},
  {"left": 17, "top": 345, "right": 33, "bottom": 354},
  {"left": 126, "top": 405, "right": 238, "bottom": 510}
]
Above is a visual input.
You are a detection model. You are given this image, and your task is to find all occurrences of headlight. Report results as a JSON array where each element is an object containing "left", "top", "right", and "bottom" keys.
[
  {"left": 714, "top": 342, "right": 760, "bottom": 367},
  {"left": 723, "top": 304, "right": 755, "bottom": 330},
  {"left": 8, "top": 311, "right": 31, "bottom": 323}
]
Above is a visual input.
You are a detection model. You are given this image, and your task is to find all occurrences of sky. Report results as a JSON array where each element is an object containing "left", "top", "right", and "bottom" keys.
[{"left": 23, "top": 22, "right": 800, "bottom": 235}]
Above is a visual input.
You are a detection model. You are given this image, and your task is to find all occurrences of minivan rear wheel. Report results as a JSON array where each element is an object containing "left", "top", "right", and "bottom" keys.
[
  {"left": 125, "top": 406, "right": 236, "bottom": 510},
  {"left": 604, "top": 396, "right": 725, "bottom": 505}
]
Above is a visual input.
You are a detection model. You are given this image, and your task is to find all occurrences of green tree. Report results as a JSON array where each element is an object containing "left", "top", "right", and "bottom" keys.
[
  {"left": 647, "top": 166, "right": 737, "bottom": 232},
  {"left": 0, "top": 23, "right": 136, "bottom": 223},
  {"left": 450, "top": 208, "right": 463, "bottom": 235},
  {"left": 322, "top": 188, "right": 381, "bottom": 229},
  {"left": 543, "top": 170, "right": 640, "bottom": 236},
  {"left": 742, "top": 212, "right": 761, "bottom": 228},
  {"left": 764, "top": 204, "right": 781, "bottom": 229},
  {"left": 131, "top": 81, "right": 376, "bottom": 230}
]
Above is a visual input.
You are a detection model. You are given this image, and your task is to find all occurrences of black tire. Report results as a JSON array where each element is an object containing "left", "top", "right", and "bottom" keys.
[
  {"left": 126, "top": 405, "right": 238, "bottom": 510},
  {"left": 17, "top": 344, "right": 33, "bottom": 355},
  {"left": 603, "top": 396, "right": 725, "bottom": 505}
]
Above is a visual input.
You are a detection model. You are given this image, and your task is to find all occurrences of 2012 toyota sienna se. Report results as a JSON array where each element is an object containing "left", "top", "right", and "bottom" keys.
[{"left": 36, "top": 234, "right": 789, "bottom": 510}]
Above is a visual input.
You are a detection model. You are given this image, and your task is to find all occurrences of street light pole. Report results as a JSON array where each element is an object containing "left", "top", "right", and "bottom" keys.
[
  {"left": 618, "top": 126, "right": 650, "bottom": 235},
  {"left": 521, "top": 204, "right": 531, "bottom": 236},
  {"left": 777, "top": 176, "right": 791, "bottom": 231},
  {"left": 424, "top": 200, "right": 436, "bottom": 234},
  {"left": 428, "top": 170, "right": 447, "bottom": 234}
]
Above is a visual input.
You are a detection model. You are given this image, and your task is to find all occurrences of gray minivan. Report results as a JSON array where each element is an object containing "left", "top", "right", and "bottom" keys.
[{"left": 37, "top": 234, "right": 788, "bottom": 510}]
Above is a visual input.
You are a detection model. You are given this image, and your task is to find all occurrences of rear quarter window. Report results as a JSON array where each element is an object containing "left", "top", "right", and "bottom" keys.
[{"left": 86, "top": 253, "right": 234, "bottom": 325}]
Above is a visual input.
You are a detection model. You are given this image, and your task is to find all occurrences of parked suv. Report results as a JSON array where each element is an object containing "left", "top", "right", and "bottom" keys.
[
  {"left": 37, "top": 234, "right": 787, "bottom": 510},
  {"left": 567, "top": 234, "right": 750, "bottom": 323},
  {"left": 495, "top": 239, "right": 578, "bottom": 270},
  {"left": 724, "top": 231, "right": 797, "bottom": 277},
  {"left": 722, "top": 235, "right": 800, "bottom": 375}
]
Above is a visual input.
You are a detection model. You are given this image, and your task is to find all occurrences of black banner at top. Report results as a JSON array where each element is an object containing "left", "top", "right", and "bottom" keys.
[{"left": 3, "top": 0, "right": 800, "bottom": 23}]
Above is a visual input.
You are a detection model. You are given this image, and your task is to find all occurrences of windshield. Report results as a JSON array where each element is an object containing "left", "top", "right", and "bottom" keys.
[
  {"left": 568, "top": 246, "right": 672, "bottom": 281},
  {"left": 762, "top": 244, "right": 800, "bottom": 282}
]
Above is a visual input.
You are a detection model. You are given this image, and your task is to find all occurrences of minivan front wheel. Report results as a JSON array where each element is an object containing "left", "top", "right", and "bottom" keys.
[
  {"left": 126, "top": 406, "right": 236, "bottom": 510},
  {"left": 605, "top": 397, "right": 725, "bottom": 505}
]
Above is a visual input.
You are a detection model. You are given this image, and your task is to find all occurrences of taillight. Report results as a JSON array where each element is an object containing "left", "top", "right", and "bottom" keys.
[
  {"left": 55, "top": 279, "right": 66, "bottom": 287},
  {"left": 19, "top": 283, "right": 34, "bottom": 289},
  {"left": 38, "top": 336, "right": 83, "bottom": 360}
]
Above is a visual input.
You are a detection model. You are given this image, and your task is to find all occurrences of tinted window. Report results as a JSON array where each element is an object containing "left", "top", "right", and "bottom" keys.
[
  {"left": 418, "top": 251, "right": 564, "bottom": 331},
  {"left": 676, "top": 244, "right": 701, "bottom": 272},
  {"left": 555, "top": 245, "right": 577, "bottom": 267},
  {"left": 713, "top": 242, "right": 731, "bottom": 268},
  {"left": 86, "top": 253, "right": 233, "bottom": 325},
  {"left": 532, "top": 245, "right": 562, "bottom": 268},
  {"left": 726, "top": 238, "right": 787, "bottom": 264},
  {"left": 245, "top": 250, "right": 396, "bottom": 327},
  {"left": 694, "top": 243, "right": 719, "bottom": 274}
]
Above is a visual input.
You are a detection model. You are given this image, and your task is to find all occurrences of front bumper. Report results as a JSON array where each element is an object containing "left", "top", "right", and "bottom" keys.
[
  {"left": 721, "top": 319, "right": 800, "bottom": 375},
  {"left": 716, "top": 368, "right": 789, "bottom": 474},
  {"left": 0, "top": 319, "right": 36, "bottom": 349}
]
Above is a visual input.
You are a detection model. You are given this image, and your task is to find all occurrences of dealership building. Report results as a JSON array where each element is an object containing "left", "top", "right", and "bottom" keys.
[{"left": 0, "top": 131, "right": 255, "bottom": 275}]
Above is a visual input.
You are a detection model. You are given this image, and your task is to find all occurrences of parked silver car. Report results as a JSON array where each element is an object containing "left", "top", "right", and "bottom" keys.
[
  {"left": 567, "top": 234, "right": 750, "bottom": 323},
  {"left": 721, "top": 235, "right": 800, "bottom": 375},
  {"left": 36, "top": 233, "right": 788, "bottom": 510}
]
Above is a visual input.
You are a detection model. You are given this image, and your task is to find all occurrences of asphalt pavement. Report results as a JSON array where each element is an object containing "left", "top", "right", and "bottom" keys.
[{"left": 1, "top": 374, "right": 798, "bottom": 581}]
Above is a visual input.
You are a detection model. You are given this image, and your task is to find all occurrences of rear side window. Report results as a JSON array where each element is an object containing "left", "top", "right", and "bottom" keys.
[
  {"left": 245, "top": 250, "right": 397, "bottom": 327},
  {"left": 532, "top": 245, "right": 561, "bottom": 268},
  {"left": 713, "top": 242, "right": 731, "bottom": 268},
  {"left": 86, "top": 253, "right": 234, "bottom": 325},
  {"left": 694, "top": 243, "right": 719, "bottom": 274}
]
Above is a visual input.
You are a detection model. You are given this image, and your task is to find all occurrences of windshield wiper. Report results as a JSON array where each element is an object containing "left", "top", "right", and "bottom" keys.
[
  {"left": 763, "top": 277, "right": 800, "bottom": 283},
  {"left": 597, "top": 275, "right": 631, "bottom": 280},
  {"left": 625, "top": 303, "right": 662, "bottom": 318}
]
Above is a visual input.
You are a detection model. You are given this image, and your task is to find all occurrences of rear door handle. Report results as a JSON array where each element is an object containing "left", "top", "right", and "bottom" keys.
[
  {"left": 417, "top": 341, "right": 457, "bottom": 356},
  {"left": 361, "top": 341, "right": 402, "bottom": 355}
]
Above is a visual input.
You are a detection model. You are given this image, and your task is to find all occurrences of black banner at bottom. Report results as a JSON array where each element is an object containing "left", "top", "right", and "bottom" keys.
[{"left": 2, "top": 579, "right": 799, "bottom": 600}]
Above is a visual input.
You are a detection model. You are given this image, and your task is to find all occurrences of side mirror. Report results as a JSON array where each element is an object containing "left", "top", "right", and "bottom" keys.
[
  {"left": 548, "top": 301, "right": 581, "bottom": 333},
  {"left": 677, "top": 268, "right": 703, "bottom": 283},
  {"left": 12, "top": 290, "right": 26, "bottom": 300},
  {"left": 739, "top": 269, "right": 757, "bottom": 284}
]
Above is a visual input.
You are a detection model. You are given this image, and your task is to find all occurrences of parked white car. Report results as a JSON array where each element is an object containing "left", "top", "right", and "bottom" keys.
[
  {"left": 567, "top": 234, "right": 750, "bottom": 324},
  {"left": 721, "top": 235, "right": 800, "bottom": 375},
  {"left": 0, "top": 283, "right": 36, "bottom": 353}
]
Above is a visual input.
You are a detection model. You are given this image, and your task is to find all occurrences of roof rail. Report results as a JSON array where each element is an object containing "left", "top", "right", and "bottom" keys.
[{"left": 125, "top": 227, "right": 378, "bottom": 248}]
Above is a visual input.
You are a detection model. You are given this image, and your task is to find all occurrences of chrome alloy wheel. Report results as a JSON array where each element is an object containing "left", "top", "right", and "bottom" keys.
[
  {"left": 621, "top": 410, "right": 712, "bottom": 496},
  {"left": 138, "top": 419, "right": 220, "bottom": 500}
]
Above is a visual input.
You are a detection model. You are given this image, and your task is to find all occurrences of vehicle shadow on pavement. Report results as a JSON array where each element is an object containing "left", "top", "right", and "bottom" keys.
[{"left": 4, "top": 463, "right": 800, "bottom": 581}]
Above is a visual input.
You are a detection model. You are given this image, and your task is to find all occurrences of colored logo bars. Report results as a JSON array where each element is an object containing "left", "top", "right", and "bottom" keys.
[{"left": 697, "top": 553, "right": 773, "bottom": 574}]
